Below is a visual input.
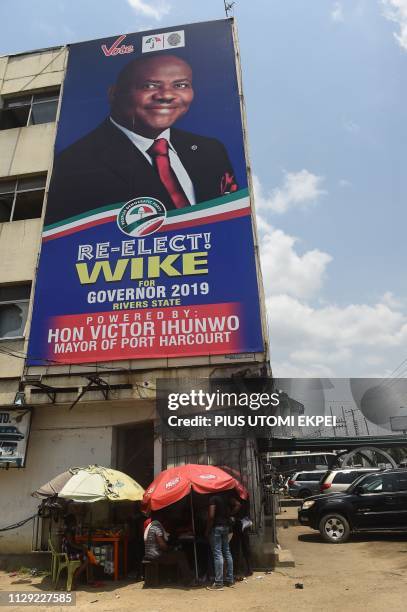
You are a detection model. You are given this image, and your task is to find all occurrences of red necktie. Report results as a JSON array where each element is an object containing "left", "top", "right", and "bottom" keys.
[{"left": 148, "top": 138, "right": 190, "bottom": 209}]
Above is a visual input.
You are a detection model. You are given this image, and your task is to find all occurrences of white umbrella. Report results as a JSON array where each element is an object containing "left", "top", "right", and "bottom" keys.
[{"left": 33, "top": 465, "right": 144, "bottom": 503}]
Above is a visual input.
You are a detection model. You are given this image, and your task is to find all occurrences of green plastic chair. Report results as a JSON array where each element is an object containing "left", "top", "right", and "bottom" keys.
[
  {"left": 48, "top": 536, "right": 81, "bottom": 591},
  {"left": 55, "top": 553, "right": 81, "bottom": 592},
  {"left": 48, "top": 537, "right": 65, "bottom": 584}
]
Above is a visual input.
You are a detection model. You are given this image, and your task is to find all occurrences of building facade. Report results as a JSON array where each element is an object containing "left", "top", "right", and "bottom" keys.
[{"left": 0, "top": 36, "right": 268, "bottom": 557}]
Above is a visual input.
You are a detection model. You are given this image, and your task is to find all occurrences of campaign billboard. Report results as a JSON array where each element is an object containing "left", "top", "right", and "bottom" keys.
[{"left": 27, "top": 19, "right": 264, "bottom": 365}]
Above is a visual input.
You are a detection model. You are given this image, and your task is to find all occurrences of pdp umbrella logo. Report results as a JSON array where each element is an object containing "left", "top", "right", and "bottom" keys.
[
  {"left": 165, "top": 476, "right": 181, "bottom": 490},
  {"left": 117, "top": 197, "right": 166, "bottom": 237}
]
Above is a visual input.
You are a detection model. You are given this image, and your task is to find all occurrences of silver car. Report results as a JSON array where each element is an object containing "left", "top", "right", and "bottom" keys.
[
  {"left": 287, "top": 471, "right": 327, "bottom": 499},
  {"left": 319, "top": 468, "right": 380, "bottom": 494}
]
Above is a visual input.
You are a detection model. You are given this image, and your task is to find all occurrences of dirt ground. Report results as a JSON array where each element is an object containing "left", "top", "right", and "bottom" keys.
[{"left": 1, "top": 525, "right": 407, "bottom": 612}]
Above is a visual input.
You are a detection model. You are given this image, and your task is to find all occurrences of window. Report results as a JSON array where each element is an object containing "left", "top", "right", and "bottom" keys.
[
  {"left": 304, "top": 472, "right": 325, "bottom": 481},
  {"left": 397, "top": 474, "right": 407, "bottom": 491},
  {"left": 296, "top": 472, "right": 324, "bottom": 482},
  {"left": 333, "top": 471, "right": 363, "bottom": 484},
  {"left": 0, "top": 90, "right": 59, "bottom": 130},
  {"left": 0, "top": 284, "right": 31, "bottom": 339},
  {"left": 0, "top": 176, "right": 46, "bottom": 222},
  {"left": 360, "top": 473, "right": 397, "bottom": 493}
]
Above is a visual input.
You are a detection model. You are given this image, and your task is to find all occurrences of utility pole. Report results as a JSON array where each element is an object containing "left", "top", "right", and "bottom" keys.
[
  {"left": 224, "top": 1, "right": 236, "bottom": 17},
  {"left": 345, "top": 408, "right": 360, "bottom": 436}
]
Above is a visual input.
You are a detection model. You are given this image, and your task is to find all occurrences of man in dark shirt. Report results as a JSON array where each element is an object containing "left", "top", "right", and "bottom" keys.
[
  {"left": 205, "top": 492, "right": 240, "bottom": 590},
  {"left": 45, "top": 54, "right": 237, "bottom": 225}
]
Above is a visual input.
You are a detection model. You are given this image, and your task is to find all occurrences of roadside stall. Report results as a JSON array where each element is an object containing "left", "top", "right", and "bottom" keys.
[
  {"left": 142, "top": 463, "right": 249, "bottom": 581},
  {"left": 32, "top": 465, "right": 145, "bottom": 584}
]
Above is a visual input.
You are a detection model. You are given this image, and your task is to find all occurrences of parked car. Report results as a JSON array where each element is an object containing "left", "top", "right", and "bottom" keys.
[
  {"left": 287, "top": 471, "right": 327, "bottom": 499},
  {"left": 298, "top": 468, "right": 407, "bottom": 543},
  {"left": 319, "top": 468, "right": 380, "bottom": 494}
]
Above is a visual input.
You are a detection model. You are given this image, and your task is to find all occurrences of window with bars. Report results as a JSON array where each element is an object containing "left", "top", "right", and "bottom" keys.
[
  {"left": 0, "top": 90, "right": 59, "bottom": 130},
  {"left": 0, "top": 175, "right": 46, "bottom": 222},
  {"left": 0, "top": 284, "right": 31, "bottom": 339}
]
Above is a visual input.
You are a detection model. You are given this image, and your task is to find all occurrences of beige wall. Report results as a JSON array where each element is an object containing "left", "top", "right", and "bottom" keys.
[
  {"left": 0, "top": 123, "right": 56, "bottom": 177},
  {"left": 0, "top": 48, "right": 65, "bottom": 386},
  {"left": 0, "top": 217, "right": 42, "bottom": 381},
  {"left": 0, "top": 47, "right": 65, "bottom": 177},
  {"left": 0, "top": 399, "right": 154, "bottom": 553},
  {"left": 0, "top": 48, "right": 66, "bottom": 96},
  {"left": 0, "top": 342, "right": 25, "bottom": 379},
  {"left": 0, "top": 218, "right": 41, "bottom": 283}
]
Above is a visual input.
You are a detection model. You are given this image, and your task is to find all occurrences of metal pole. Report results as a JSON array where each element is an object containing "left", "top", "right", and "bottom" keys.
[
  {"left": 189, "top": 490, "right": 199, "bottom": 581},
  {"left": 223, "top": 1, "right": 235, "bottom": 17},
  {"left": 330, "top": 406, "right": 337, "bottom": 437}
]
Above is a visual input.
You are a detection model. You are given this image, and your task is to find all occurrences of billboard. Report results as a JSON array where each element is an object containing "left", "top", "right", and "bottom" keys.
[
  {"left": 28, "top": 19, "right": 264, "bottom": 365},
  {"left": 0, "top": 409, "right": 32, "bottom": 468}
]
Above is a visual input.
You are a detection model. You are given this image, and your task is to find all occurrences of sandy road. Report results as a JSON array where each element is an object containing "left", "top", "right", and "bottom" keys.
[{"left": 1, "top": 525, "right": 407, "bottom": 611}]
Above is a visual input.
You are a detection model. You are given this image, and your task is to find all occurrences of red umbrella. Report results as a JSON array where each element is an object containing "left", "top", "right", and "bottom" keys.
[
  {"left": 143, "top": 464, "right": 248, "bottom": 580},
  {"left": 219, "top": 466, "right": 249, "bottom": 501},
  {"left": 142, "top": 463, "right": 247, "bottom": 513}
]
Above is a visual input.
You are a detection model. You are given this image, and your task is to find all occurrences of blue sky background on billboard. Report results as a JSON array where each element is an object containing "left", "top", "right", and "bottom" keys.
[{"left": 1, "top": 0, "right": 406, "bottom": 377}]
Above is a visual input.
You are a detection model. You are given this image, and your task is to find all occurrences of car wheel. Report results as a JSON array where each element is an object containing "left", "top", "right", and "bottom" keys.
[
  {"left": 319, "top": 514, "right": 350, "bottom": 543},
  {"left": 299, "top": 489, "right": 312, "bottom": 499}
]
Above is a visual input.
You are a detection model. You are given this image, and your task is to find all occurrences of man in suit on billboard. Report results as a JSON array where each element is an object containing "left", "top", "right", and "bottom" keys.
[{"left": 45, "top": 54, "right": 238, "bottom": 225}]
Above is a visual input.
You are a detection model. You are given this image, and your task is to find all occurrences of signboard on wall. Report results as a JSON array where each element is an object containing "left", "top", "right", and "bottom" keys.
[
  {"left": 0, "top": 409, "right": 32, "bottom": 468},
  {"left": 28, "top": 19, "right": 264, "bottom": 365}
]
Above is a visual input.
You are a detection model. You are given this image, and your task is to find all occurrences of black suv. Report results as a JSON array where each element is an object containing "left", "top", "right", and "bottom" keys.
[{"left": 298, "top": 468, "right": 407, "bottom": 543}]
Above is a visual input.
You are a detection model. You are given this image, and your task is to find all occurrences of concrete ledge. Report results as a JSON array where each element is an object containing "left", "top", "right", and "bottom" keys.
[
  {"left": 0, "top": 553, "right": 51, "bottom": 572},
  {"left": 256, "top": 544, "right": 295, "bottom": 568},
  {"left": 276, "top": 505, "right": 300, "bottom": 527},
  {"left": 280, "top": 498, "right": 302, "bottom": 507},
  {"left": 273, "top": 548, "right": 295, "bottom": 567},
  {"left": 276, "top": 517, "right": 300, "bottom": 528}
]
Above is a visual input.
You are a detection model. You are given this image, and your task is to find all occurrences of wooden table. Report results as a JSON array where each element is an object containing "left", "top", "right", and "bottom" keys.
[{"left": 75, "top": 534, "right": 128, "bottom": 581}]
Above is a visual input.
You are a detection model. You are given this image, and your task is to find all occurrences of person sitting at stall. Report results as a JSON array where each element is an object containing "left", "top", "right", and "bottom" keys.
[
  {"left": 143, "top": 512, "right": 196, "bottom": 586},
  {"left": 61, "top": 514, "right": 91, "bottom": 589}
]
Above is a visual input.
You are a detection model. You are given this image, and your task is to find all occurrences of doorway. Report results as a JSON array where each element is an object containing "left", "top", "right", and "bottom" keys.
[{"left": 115, "top": 421, "right": 154, "bottom": 489}]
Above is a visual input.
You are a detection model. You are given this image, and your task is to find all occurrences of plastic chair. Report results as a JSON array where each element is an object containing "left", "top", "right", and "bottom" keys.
[
  {"left": 54, "top": 553, "right": 81, "bottom": 592},
  {"left": 48, "top": 536, "right": 81, "bottom": 591},
  {"left": 48, "top": 536, "right": 65, "bottom": 584}
]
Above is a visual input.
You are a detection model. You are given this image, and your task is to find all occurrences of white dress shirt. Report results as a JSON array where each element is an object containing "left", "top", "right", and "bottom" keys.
[{"left": 110, "top": 117, "right": 196, "bottom": 205}]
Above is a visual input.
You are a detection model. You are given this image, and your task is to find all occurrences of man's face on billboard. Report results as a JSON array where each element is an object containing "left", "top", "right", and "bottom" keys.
[{"left": 110, "top": 55, "right": 194, "bottom": 138}]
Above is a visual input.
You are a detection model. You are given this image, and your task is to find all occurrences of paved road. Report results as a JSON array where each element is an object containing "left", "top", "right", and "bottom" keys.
[{"left": 278, "top": 523, "right": 407, "bottom": 611}]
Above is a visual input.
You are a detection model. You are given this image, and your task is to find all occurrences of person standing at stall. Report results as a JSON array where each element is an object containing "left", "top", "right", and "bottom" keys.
[
  {"left": 230, "top": 496, "right": 253, "bottom": 578},
  {"left": 205, "top": 492, "right": 240, "bottom": 590}
]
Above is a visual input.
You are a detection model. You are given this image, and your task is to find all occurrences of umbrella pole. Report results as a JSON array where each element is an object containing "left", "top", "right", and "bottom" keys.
[{"left": 189, "top": 491, "right": 199, "bottom": 581}]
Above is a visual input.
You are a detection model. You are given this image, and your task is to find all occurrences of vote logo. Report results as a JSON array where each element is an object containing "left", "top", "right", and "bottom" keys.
[{"left": 117, "top": 197, "right": 166, "bottom": 237}]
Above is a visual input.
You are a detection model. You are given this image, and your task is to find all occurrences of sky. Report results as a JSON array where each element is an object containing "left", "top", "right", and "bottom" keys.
[{"left": 0, "top": 0, "right": 406, "bottom": 378}]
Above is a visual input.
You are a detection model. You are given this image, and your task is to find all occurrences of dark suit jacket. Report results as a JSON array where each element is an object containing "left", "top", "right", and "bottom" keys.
[{"left": 45, "top": 119, "right": 237, "bottom": 225}]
